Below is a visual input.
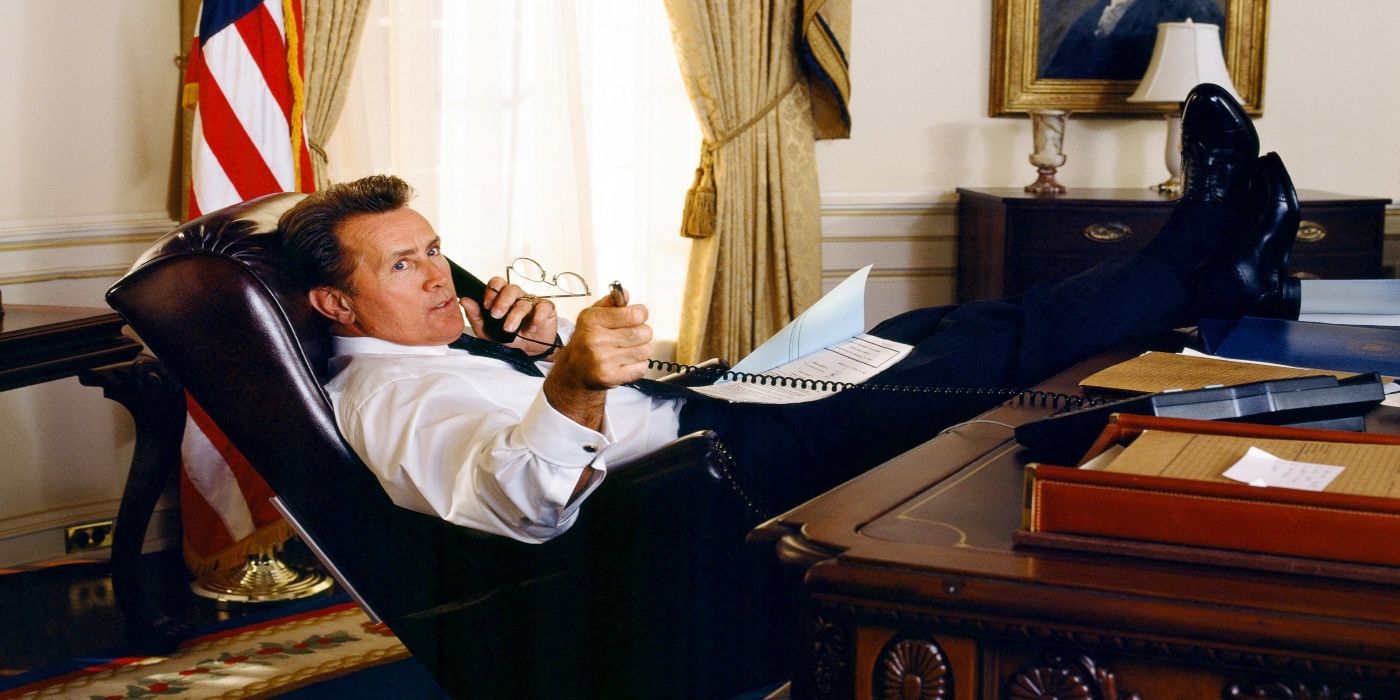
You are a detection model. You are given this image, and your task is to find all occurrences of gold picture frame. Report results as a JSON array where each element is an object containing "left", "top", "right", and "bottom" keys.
[{"left": 989, "top": 0, "right": 1268, "bottom": 116}]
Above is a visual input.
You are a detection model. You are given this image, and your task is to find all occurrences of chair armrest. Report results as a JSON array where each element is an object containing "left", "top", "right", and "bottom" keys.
[{"left": 599, "top": 429, "right": 767, "bottom": 524}]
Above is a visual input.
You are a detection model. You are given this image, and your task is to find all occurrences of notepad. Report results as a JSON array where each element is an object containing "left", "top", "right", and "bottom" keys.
[
  {"left": 1101, "top": 429, "right": 1400, "bottom": 499},
  {"left": 1078, "top": 351, "right": 1352, "bottom": 394}
]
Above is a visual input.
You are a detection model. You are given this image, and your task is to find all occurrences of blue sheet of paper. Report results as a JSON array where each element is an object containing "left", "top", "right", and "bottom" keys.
[{"left": 721, "top": 264, "right": 871, "bottom": 380}]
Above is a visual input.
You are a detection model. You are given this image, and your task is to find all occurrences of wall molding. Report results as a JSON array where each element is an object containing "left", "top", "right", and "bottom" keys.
[
  {"left": 823, "top": 266, "right": 956, "bottom": 280},
  {"left": 1, "top": 498, "right": 123, "bottom": 540},
  {"left": 820, "top": 191, "right": 949, "bottom": 211},
  {"left": 0, "top": 263, "right": 136, "bottom": 287},
  {"left": 0, "top": 212, "right": 174, "bottom": 250}
]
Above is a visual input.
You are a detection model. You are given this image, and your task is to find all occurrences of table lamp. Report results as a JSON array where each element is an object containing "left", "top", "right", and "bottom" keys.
[{"left": 1127, "top": 20, "right": 1240, "bottom": 194}]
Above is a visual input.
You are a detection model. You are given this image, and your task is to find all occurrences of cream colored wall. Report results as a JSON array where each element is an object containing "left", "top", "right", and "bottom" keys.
[
  {"left": 0, "top": 1, "right": 180, "bottom": 566},
  {"left": 819, "top": 0, "right": 1400, "bottom": 320},
  {"left": 1, "top": 1, "right": 1397, "bottom": 565}
]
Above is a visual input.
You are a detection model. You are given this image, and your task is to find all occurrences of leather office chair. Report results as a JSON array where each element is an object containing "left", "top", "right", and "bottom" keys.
[{"left": 106, "top": 194, "right": 793, "bottom": 699}]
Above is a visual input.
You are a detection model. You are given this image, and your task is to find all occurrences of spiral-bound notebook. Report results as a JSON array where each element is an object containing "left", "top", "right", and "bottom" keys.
[{"left": 688, "top": 265, "right": 914, "bottom": 404}]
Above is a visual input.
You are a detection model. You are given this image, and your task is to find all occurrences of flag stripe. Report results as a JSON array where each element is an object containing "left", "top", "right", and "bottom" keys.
[
  {"left": 189, "top": 108, "right": 242, "bottom": 217},
  {"left": 202, "top": 26, "right": 294, "bottom": 187},
  {"left": 183, "top": 398, "right": 256, "bottom": 541},
  {"left": 195, "top": 64, "right": 286, "bottom": 199},
  {"left": 185, "top": 397, "right": 283, "bottom": 527},
  {"left": 235, "top": 5, "right": 293, "bottom": 122},
  {"left": 179, "top": 476, "right": 237, "bottom": 559}
]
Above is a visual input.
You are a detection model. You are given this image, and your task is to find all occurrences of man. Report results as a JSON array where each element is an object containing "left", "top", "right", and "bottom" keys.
[{"left": 281, "top": 84, "right": 1300, "bottom": 543}]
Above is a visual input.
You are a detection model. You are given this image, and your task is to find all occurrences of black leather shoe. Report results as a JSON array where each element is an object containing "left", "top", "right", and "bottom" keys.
[
  {"left": 1180, "top": 83, "right": 1259, "bottom": 203},
  {"left": 1189, "top": 152, "right": 1302, "bottom": 320}
]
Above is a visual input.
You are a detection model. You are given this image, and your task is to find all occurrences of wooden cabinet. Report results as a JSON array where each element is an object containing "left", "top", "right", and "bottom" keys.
[{"left": 955, "top": 187, "right": 1391, "bottom": 302}]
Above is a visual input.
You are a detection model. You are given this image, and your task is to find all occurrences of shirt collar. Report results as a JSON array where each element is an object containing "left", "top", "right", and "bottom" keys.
[{"left": 331, "top": 334, "right": 451, "bottom": 358}]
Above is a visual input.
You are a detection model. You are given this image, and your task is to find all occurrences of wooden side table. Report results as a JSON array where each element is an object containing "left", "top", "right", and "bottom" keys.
[
  {"left": 955, "top": 188, "right": 1392, "bottom": 302},
  {"left": 1, "top": 305, "right": 186, "bottom": 650}
]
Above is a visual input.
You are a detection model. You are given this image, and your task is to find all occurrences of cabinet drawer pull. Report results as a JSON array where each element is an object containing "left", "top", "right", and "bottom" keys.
[
  {"left": 1082, "top": 222, "right": 1132, "bottom": 243},
  {"left": 1296, "top": 220, "right": 1327, "bottom": 244}
]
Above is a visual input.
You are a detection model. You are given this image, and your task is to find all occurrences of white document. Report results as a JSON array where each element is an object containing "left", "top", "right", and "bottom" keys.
[
  {"left": 1298, "top": 313, "right": 1400, "bottom": 327},
  {"left": 691, "top": 333, "right": 913, "bottom": 404},
  {"left": 1222, "top": 446, "right": 1345, "bottom": 492}
]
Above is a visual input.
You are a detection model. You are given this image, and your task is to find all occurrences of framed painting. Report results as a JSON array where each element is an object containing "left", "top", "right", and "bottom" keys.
[{"left": 989, "top": 0, "right": 1268, "bottom": 116}]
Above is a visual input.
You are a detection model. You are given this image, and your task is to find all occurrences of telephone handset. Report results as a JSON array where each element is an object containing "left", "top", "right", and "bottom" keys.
[{"left": 447, "top": 258, "right": 516, "bottom": 343}]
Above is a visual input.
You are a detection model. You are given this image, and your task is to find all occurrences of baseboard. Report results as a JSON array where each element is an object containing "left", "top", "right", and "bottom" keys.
[{"left": 0, "top": 500, "right": 179, "bottom": 568}]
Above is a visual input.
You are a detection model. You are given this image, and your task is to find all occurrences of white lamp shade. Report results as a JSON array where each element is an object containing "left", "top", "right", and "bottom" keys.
[{"left": 1127, "top": 20, "right": 1239, "bottom": 103}]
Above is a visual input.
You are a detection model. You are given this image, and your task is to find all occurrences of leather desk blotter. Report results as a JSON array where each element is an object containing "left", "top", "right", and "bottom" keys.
[{"left": 1018, "top": 414, "right": 1400, "bottom": 578}]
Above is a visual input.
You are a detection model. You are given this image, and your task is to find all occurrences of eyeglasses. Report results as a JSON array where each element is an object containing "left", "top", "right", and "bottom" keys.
[{"left": 506, "top": 257, "right": 590, "bottom": 298}]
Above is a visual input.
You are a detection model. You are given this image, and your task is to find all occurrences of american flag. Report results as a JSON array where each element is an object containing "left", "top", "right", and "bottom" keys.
[{"left": 180, "top": 0, "right": 313, "bottom": 574}]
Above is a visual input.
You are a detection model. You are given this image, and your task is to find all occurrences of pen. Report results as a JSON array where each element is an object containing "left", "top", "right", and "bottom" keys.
[{"left": 609, "top": 280, "right": 626, "bottom": 306}]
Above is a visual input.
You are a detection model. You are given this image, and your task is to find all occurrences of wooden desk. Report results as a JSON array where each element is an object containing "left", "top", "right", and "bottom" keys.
[
  {"left": 1, "top": 304, "right": 185, "bottom": 649},
  {"left": 753, "top": 350, "right": 1400, "bottom": 699}
]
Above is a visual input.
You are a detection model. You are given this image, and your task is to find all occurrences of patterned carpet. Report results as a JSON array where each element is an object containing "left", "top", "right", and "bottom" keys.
[{"left": 0, "top": 595, "right": 449, "bottom": 699}]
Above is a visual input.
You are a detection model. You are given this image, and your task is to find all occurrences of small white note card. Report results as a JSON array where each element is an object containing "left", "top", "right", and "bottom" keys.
[{"left": 1222, "top": 446, "right": 1345, "bottom": 492}]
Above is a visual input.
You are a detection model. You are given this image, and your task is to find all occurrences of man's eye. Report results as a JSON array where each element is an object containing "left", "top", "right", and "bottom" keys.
[
  {"left": 427, "top": 246, "right": 440, "bottom": 257},
  {"left": 392, "top": 260, "right": 408, "bottom": 271}
]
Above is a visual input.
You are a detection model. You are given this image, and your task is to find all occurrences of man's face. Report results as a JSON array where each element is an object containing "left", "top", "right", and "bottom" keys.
[{"left": 332, "top": 207, "right": 465, "bottom": 345}]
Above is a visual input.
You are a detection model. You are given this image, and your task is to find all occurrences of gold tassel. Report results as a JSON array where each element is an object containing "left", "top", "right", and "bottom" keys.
[
  {"left": 680, "top": 142, "right": 717, "bottom": 239},
  {"left": 182, "top": 82, "right": 199, "bottom": 111},
  {"left": 183, "top": 519, "right": 297, "bottom": 576}
]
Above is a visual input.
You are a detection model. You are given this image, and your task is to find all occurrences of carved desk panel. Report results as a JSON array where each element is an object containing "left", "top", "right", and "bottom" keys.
[{"left": 753, "top": 349, "right": 1400, "bottom": 700}]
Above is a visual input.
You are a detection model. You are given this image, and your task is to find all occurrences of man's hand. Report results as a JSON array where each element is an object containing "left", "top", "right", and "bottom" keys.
[
  {"left": 541, "top": 287, "right": 652, "bottom": 431},
  {"left": 459, "top": 276, "right": 560, "bottom": 356}
]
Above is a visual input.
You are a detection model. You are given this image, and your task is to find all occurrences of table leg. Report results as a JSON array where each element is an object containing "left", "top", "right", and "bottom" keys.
[{"left": 79, "top": 356, "right": 189, "bottom": 653}]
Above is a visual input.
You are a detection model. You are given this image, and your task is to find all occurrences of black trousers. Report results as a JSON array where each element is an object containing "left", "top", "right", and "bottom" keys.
[{"left": 679, "top": 252, "right": 1191, "bottom": 516}]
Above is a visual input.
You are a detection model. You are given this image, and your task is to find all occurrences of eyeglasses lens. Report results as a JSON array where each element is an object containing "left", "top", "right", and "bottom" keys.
[{"left": 554, "top": 272, "right": 589, "bottom": 295}]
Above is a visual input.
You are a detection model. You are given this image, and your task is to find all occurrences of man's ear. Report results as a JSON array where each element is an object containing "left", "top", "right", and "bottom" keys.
[{"left": 308, "top": 286, "right": 356, "bottom": 326}]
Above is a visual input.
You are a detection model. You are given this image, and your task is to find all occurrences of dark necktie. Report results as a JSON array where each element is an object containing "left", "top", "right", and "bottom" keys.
[
  {"left": 449, "top": 334, "right": 544, "bottom": 377},
  {"left": 449, "top": 334, "right": 708, "bottom": 401}
]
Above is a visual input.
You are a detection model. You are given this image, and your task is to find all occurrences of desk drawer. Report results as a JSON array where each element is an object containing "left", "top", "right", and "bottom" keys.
[
  {"left": 1006, "top": 207, "right": 1166, "bottom": 256},
  {"left": 1290, "top": 205, "right": 1385, "bottom": 278}
]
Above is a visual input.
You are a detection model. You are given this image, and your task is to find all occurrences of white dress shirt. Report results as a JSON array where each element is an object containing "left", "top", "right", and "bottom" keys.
[{"left": 323, "top": 324, "right": 683, "bottom": 543}]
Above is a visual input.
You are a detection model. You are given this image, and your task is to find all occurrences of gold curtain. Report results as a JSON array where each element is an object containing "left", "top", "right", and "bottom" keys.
[
  {"left": 175, "top": 0, "right": 201, "bottom": 221},
  {"left": 665, "top": 0, "right": 851, "bottom": 364},
  {"left": 303, "top": 0, "right": 370, "bottom": 189},
  {"left": 800, "top": 0, "right": 852, "bottom": 139}
]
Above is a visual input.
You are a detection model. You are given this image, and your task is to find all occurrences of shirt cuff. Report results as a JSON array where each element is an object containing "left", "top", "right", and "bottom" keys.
[{"left": 517, "top": 389, "right": 612, "bottom": 467}]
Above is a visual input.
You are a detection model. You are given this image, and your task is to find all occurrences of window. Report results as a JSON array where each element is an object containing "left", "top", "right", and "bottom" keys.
[{"left": 329, "top": 0, "right": 701, "bottom": 346}]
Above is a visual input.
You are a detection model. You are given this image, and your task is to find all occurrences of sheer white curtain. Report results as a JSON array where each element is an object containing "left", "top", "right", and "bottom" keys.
[{"left": 327, "top": 0, "right": 700, "bottom": 347}]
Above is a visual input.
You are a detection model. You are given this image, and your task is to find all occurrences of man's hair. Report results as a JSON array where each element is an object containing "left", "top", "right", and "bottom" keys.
[{"left": 280, "top": 174, "right": 415, "bottom": 292}]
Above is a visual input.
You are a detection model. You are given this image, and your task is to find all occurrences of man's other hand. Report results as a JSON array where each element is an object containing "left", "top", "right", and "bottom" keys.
[
  {"left": 541, "top": 289, "right": 652, "bottom": 430},
  {"left": 459, "top": 276, "right": 560, "bottom": 355}
]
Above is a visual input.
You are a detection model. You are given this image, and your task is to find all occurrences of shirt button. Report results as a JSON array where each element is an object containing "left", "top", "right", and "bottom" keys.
[{"left": 582, "top": 444, "right": 598, "bottom": 454}]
